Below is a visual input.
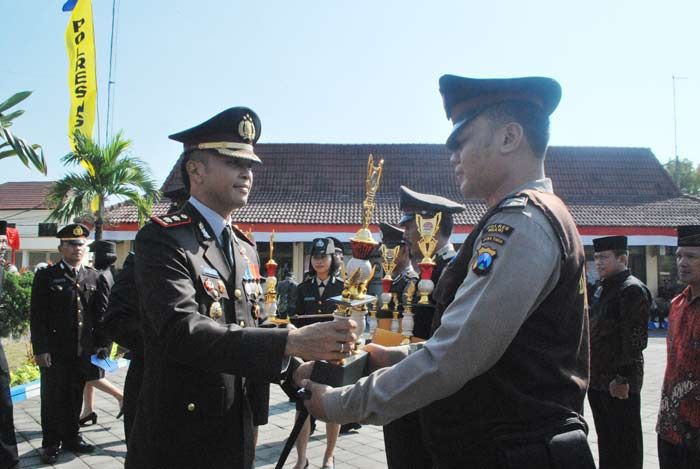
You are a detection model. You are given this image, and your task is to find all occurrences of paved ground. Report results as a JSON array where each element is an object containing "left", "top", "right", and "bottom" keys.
[{"left": 11, "top": 331, "right": 669, "bottom": 468}]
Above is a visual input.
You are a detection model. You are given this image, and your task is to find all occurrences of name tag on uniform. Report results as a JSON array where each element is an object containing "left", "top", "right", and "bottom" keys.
[
  {"left": 201, "top": 266, "right": 220, "bottom": 278},
  {"left": 51, "top": 278, "right": 67, "bottom": 284},
  {"left": 304, "top": 296, "right": 316, "bottom": 301}
]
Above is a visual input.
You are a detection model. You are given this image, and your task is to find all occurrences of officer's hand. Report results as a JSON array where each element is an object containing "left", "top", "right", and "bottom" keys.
[
  {"left": 301, "top": 379, "right": 333, "bottom": 422},
  {"left": 35, "top": 353, "right": 51, "bottom": 368},
  {"left": 363, "top": 343, "right": 407, "bottom": 372},
  {"left": 293, "top": 361, "right": 314, "bottom": 387},
  {"left": 609, "top": 380, "right": 630, "bottom": 399},
  {"left": 95, "top": 347, "right": 110, "bottom": 360},
  {"left": 285, "top": 318, "right": 357, "bottom": 361}
]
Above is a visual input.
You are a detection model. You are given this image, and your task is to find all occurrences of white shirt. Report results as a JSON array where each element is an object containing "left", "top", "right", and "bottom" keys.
[{"left": 188, "top": 196, "right": 231, "bottom": 245}]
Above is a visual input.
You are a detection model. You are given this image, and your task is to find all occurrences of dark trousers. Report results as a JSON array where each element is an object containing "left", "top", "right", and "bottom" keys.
[
  {"left": 0, "top": 355, "right": 18, "bottom": 469},
  {"left": 39, "top": 359, "right": 86, "bottom": 448},
  {"left": 383, "top": 411, "right": 432, "bottom": 469},
  {"left": 587, "top": 389, "right": 643, "bottom": 469},
  {"left": 658, "top": 436, "right": 700, "bottom": 469},
  {"left": 123, "top": 356, "right": 143, "bottom": 444}
]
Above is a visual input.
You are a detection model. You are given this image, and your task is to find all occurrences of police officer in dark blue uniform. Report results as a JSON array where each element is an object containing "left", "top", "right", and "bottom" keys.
[{"left": 30, "top": 224, "right": 98, "bottom": 464}]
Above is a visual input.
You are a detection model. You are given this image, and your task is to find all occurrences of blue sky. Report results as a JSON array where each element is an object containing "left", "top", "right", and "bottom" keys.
[{"left": 2, "top": 0, "right": 699, "bottom": 187}]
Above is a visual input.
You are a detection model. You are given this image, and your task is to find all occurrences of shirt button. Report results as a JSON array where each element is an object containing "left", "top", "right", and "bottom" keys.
[
  {"left": 234, "top": 289, "right": 242, "bottom": 299},
  {"left": 187, "top": 403, "right": 195, "bottom": 412},
  {"left": 318, "top": 301, "right": 322, "bottom": 305},
  {"left": 239, "top": 321, "right": 245, "bottom": 327}
]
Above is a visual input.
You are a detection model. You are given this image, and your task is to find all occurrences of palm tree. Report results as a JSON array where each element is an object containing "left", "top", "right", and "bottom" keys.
[
  {"left": 0, "top": 91, "right": 48, "bottom": 174},
  {"left": 47, "top": 131, "right": 159, "bottom": 240}
]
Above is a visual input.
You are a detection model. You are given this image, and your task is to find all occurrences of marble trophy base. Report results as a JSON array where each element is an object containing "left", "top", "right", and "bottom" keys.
[{"left": 311, "top": 350, "right": 369, "bottom": 388}]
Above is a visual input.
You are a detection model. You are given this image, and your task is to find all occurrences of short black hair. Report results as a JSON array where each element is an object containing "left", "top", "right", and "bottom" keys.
[
  {"left": 480, "top": 101, "right": 551, "bottom": 158},
  {"left": 180, "top": 150, "right": 210, "bottom": 193},
  {"left": 307, "top": 253, "right": 339, "bottom": 279}
]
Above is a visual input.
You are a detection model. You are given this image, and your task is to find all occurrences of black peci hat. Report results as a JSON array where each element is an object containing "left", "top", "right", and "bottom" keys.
[
  {"left": 89, "top": 240, "right": 116, "bottom": 254},
  {"left": 678, "top": 225, "right": 700, "bottom": 247},
  {"left": 169, "top": 107, "right": 262, "bottom": 163},
  {"left": 593, "top": 235, "right": 628, "bottom": 253},
  {"left": 439, "top": 75, "right": 561, "bottom": 151}
]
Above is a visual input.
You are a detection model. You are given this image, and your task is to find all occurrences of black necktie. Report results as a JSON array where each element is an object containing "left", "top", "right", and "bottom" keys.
[
  {"left": 222, "top": 225, "right": 234, "bottom": 267},
  {"left": 318, "top": 281, "right": 326, "bottom": 297}
]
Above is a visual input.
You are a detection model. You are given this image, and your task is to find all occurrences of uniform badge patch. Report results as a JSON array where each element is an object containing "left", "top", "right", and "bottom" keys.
[
  {"left": 484, "top": 223, "right": 514, "bottom": 236},
  {"left": 472, "top": 246, "right": 497, "bottom": 275},
  {"left": 480, "top": 235, "right": 506, "bottom": 246}
]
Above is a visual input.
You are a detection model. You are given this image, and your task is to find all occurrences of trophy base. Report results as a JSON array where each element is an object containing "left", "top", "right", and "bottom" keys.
[{"left": 310, "top": 351, "right": 369, "bottom": 388}]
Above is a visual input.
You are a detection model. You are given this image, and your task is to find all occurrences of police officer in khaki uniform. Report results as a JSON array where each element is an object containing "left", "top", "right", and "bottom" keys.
[
  {"left": 30, "top": 224, "right": 98, "bottom": 464},
  {"left": 126, "top": 108, "right": 356, "bottom": 469},
  {"left": 398, "top": 186, "right": 464, "bottom": 338},
  {"left": 300, "top": 76, "right": 595, "bottom": 469}
]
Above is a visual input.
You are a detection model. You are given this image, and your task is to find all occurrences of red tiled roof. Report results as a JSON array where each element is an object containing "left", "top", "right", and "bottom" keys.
[
  {"left": 0, "top": 181, "right": 55, "bottom": 210},
  {"left": 107, "top": 144, "right": 696, "bottom": 227}
]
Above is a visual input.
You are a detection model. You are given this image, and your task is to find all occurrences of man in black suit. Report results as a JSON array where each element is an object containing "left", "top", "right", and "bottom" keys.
[
  {"left": 30, "top": 223, "right": 98, "bottom": 464},
  {"left": 126, "top": 107, "right": 357, "bottom": 469}
]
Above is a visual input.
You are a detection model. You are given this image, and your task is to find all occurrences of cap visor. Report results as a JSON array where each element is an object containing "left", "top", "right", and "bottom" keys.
[{"left": 214, "top": 148, "right": 262, "bottom": 163}]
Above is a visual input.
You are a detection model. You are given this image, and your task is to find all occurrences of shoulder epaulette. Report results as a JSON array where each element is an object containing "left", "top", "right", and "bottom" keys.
[
  {"left": 498, "top": 195, "right": 528, "bottom": 210},
  {"left": 151, "top": 212, "right": 192, "bottom": 228},
  {"left": 231, "top": 224, "right": 255, "bottom": 246}
]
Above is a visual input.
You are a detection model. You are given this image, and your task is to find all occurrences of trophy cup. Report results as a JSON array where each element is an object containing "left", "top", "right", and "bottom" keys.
[
  {"left": 379, "top": 244, "right": 400, "bottom": 312},
  {"left": 415, "top": 213, "right": 442, "bottom": 304},
  {"left": 401, "top": 281, "right": 416, "bottom": 340},
  {"left": 316, "top": 155, "right": 383, "bottom": 387},
  {"left": 264, "top": 231, "right": 286, "bottom": 324},
  {"left": 391, "top": 292, "right": 400, "bottom": 333}
]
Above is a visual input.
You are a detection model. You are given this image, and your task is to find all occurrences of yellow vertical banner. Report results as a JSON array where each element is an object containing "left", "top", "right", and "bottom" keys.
[{"left": 65, "top": 0, "right": 97, "bottom": 151}]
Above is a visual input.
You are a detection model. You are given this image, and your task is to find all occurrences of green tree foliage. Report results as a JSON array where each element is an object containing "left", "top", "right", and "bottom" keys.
[
  {"left": 0, "top": 91, "right": 47, "bottom": 174},
  {"left": 46, "top": 131, "right": 160, "bottom": 240},
  {"left": 664, "top": 158, "right": 700, "bottom": 195},
  {"left": 0, "top": 271, "right": 34, "bottom": 339}
]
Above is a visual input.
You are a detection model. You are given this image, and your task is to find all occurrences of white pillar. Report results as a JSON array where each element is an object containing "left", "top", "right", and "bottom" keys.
[
  {"left": 645, "top": 246, "right": 659, "bottom": 297},
  {"left": 292, "top": 242, "right": 305, "bottom": 283}
]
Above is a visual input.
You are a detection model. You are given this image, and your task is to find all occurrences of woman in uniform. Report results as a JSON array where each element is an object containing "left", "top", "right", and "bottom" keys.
[{"left": 292, "top": 238, "right": 344, "bottom": 469}]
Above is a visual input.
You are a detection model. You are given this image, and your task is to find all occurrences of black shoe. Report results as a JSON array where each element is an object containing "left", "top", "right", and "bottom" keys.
[
  {"left": 40, "top": 444, "right": 59, "bottom": 464},
  {"left": 339, "top": 422, "right": 361, "bottom": 434},
  {"left": 116, "top": 406, "right": 124, "bottom": 419},
  {"left": 79, "top": 411, "right": 97, "bottom": 426},
  {"left": 63, "top": 436, "right": 95, "bottom": 454}
]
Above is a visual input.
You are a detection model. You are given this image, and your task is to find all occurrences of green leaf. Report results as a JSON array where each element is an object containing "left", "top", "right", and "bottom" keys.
[{"left": 0, "top": 91, "right": 31, "bottom": 113}]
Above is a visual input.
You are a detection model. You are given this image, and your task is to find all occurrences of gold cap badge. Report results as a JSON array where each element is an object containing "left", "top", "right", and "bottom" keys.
[
  {"left": 73, "top": 226, "right": 83, "bottom": 236},
  {"left": 238, "top": 114, "right": 256, "bottom": 142}
]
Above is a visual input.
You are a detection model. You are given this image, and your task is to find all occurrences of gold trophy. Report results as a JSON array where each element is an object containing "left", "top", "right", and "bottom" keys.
[
  {"left": 314, "top": 155, "right": 383, "bottom": 387},
  {"left": 379, "top": 244, "right": 400, "bottom": 311},
  {"left": 263, "top": 231, "right": 285, "bottom": 324},
  {"left": 330, "top": 154, "right": 384, "bottom": 339},
  {"left": 415, "top": 212, "right": 442, "bottom": 304},
  {"left": 401, "top": 281, "right": 416, "bottom": 341}
]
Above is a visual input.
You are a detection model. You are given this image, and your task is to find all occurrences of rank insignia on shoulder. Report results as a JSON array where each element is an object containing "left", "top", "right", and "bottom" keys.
[
  {"left": 232, "top": 225, "right": 255, "bottom": 246},
  {"left": 480, "top": 235, "right": 506, "bottom": 246},
  {"left": 498, "top": 196, "right": 528, "bottom": 209},
  {"left": 484, "top": 223, "right": 514, "bottom": 236},
  {"left": 472, "top": 246, "right": 497, "bottom": 276},
  {"left": 151, "top": 213, "right": 192, "bottom": 228}
]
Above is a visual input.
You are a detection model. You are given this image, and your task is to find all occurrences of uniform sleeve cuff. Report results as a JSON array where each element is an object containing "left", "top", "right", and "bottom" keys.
[{"left": 323, "top": 386, "right": 354, "bottom": 424}]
